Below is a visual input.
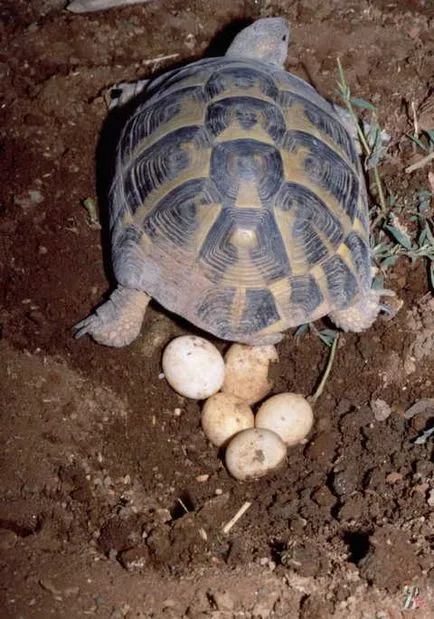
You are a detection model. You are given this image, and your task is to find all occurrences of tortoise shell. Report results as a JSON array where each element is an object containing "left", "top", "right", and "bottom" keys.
[{"left": 110, "top": 57, "right": 371, "bottom": 343}]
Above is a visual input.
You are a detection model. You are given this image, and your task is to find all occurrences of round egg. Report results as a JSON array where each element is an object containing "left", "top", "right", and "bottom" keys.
[
  {"left": 222, "top": 344, "right": 278, "bottom": 405},
  {"left": 225, "top": 428, "right": 286, "bottom": 480},
  {"left": 162, "top": 336, "right": 225, "bottom": 399},
  {"left": 201, "top": 392, "right": 254, "bottom": 447},
  {"left": 255, "top": 393, "right": 313, "bottom": 446}
]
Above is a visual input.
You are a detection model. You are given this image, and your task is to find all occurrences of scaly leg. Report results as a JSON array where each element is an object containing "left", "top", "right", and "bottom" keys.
[
  {"left": 73, "top": 286, "right": 151, "bottom": 347},
  {"left": 328, "top": 287, "right": 395, "bottom": 333}
]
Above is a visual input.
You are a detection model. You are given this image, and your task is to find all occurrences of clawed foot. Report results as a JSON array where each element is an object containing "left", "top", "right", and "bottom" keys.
[
  {"left": 73, "top": 287, "right": 151, "bottom": 347},
  {"left": 329, "top": 287, "right": 396, "bottom": 333}
]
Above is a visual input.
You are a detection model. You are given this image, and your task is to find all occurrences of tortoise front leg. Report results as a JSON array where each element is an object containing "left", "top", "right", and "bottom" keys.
[{"left": 73, "top": 285, "right": 151, "bottom": 347}]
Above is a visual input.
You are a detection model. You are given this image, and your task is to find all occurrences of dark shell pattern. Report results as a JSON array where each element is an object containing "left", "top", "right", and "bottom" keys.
[{"left": 110, "top": 58, "right": 371, "bottom": 342}]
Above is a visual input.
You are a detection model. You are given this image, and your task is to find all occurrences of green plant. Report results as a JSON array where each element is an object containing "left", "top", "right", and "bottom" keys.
[{"left": 337, "top": 59, "right": 434, "bottom": 290}]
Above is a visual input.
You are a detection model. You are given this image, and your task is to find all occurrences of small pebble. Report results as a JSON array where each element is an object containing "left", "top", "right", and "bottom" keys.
[
  {"left": 371, "top": 398, "right": 392, "bottom": 421},
  {"left": 385, "top": 472, "right": 403, "bottom": 484}
]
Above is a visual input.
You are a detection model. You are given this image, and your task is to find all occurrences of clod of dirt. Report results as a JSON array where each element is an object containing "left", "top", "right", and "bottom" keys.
[
  {"left": 118, "top": 546, "right": 149, "bottom": 571},
  {"left": 358, "top": 527, "right": 423, "bottom": 592},
  {"left": 371, "top": 398, "right": 393, "bottom": 421},
  {"left": 280, "top": 540, "right": 330, "bottom": 577},
  {"left": 299, "top": 594, "right": 335, "bottom": 619}
]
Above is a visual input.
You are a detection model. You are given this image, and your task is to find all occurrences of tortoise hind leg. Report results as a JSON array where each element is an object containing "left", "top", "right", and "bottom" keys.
[
  {"left": 73, "top": 286, "right": 151, "bottom": 347},
  {"left": 328, "top": 287, "right": 395, "bottom": 333}
]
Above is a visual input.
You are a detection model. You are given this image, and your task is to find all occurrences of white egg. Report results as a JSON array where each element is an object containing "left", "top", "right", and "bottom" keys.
[
  {"left": 255, "top": 393, "right": 313, "bottom": 446},
  {"left": 162, "top": 336, "right": 225, "bottom": 399},
  {"left": 225, "top": 428, "right": 286, "bottom": 481},
  {"left": 201, "top": 392, "right": 254, "bottom": 447},
  {"left": 222, "top": 344, "right": 278, "bottom": 405}
]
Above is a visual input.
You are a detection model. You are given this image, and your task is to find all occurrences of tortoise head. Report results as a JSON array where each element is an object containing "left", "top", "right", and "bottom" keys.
[{"left": 225, "top": 17, "right": 290, "bottom": 67}]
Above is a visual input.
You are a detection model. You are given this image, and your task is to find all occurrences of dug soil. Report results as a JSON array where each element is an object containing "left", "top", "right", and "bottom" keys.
[{"left": 0, "top": 0, "right": 433, "bottom": 617}]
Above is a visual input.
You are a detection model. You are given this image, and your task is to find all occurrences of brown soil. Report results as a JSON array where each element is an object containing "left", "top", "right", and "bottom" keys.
[{"left": 1, "top": 1, "right": 433, "bottom": 617}]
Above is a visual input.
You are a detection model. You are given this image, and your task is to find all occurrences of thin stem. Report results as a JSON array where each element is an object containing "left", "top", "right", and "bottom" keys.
[
  {"left": 373, "top": 166, "right": 387, "bottom": 215},
  {"left": 309, "top": 333, "right": 339, "bottom": 405},
  {"left": 336, "top": 58, "right": 387, "bottom": 214}
]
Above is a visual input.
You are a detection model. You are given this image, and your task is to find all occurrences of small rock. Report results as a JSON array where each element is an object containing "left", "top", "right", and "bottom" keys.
[
  {"left": 332, "top": 469, "right": 358, "bottom": 496},
  {"left": 184, "top": 33, "right": 196, "bottom": 50},
  {"left": 155, "top": 508, "right": 172, "bottom": 523},
  {"left": 118, "top": 546, "right": 149, "bottom": 571},
  {"left": 371, "top": 398, "right": 392, "bottom": 421},
  {"left": 427, "top": 489, "right": 434, "bottom": 507},
  {"left": 14, "top": 189, "right": 44, "bottom": 210},
  {"left": 311, "top": 486, "right": 337, "bottom": 509},
  {"left": 385, "top": 472, "right": 403, "bottom": 484},
  {"left": 413, "top": 483, "right": 429, "bottom": 494}
]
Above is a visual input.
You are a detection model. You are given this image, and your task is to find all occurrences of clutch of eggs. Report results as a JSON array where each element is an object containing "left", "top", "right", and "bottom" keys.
[{"left": 162, "top": 337, "right": 313, "bottom": 480}]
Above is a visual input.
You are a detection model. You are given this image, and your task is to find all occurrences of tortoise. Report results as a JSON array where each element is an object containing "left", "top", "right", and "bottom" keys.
[{"left": 74, "top": 17, "right": 392, "bottom": 348}]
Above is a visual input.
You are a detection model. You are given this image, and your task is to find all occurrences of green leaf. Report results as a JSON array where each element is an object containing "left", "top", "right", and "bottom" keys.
[
  {"left": 425, "top": 223, "right": 434, "bottom": 244},
  {"left": 350, "top": 97, "right": 376, "bottom": 111},
  {"left": 384, "top": 224, "right": 413, "bottom": 250},
  {"left": 419, "top": 228, "right": 428, "bottom": 245},
  {"left": 406, "top": 133, "right": 428, "bottom": 152},
  {"left": 425, "top": 129, "right": 434, "bottom": 145},
  {"left": 318, "top": 329, "right": 337, "bottom": 348},
  {"left": 372, "top": 274, "right": 385, "bottom": 289},
  {"left": 380, "top": 255, "right": 398, "bottom": 267},
  {"left": 294, "top": 323, "right": 309, "bottom": 337}
]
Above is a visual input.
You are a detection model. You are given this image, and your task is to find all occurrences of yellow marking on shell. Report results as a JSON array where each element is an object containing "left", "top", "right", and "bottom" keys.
[
  {"left": 230, "top": 228, "right": 258, "bottom": 249},
  {"left": 256, "top": 317, "right": 287, "bottom": 336},
  {"left": 306, "top": 263, "right": 333, "bottom": 316},
  {"left": 212, "top": 85, "right": 276, "bottom": 105},
  {"left": 193, "top": 203, "right": 222, "bottom": 252},
  {"left": 272, "top": 208, "right": 307, "bottom": 276},
  {"left": 274, "top": 74, "right": 331, "bottom": 113},
  {"left": 139, "top": 230, "right": 153, "bottom": 254},
  {"left": 266, "top": 277, "right": 292, "bottom": 324},
  {"left": 230, "top": 287, "right": 246, "bottom": 327},
  {"left": 353, "top": 214, "right": 369, "bottom": 239},
  {"left": 279, "top": 147, "right": 354, "bottom": 234},
  {"left": 221, "top": 253, "right": 267, "bottom": 287},
  {"left": 169, "top": 72, "right": 212, "bottom": 90},
  {"left": 132, "top": 149, "right": 212, "bottom": 224},
  {"left": 235, "top": 179, "right": 263, "bottom": 209},
  {"left": 282, "top": 102, "right": 355, "bottom": 169},
  {"left": 127, "top": 96, "right": 206, "bottom": 166},
  {"left": 121, "top": 210, "right": 134, "bottom": 227},
  {"left": 215, "top": 123, "right": 275, "bottom": 146},
  {"left": 337, "top": 242, "right": 360, "bottom": 279}
]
